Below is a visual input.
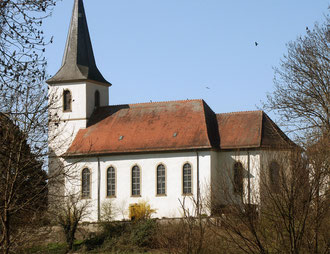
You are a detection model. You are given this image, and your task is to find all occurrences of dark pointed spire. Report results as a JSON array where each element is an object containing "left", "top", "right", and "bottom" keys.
[{"left": 47, "top": 0, "right": 111, "bottom": 86}]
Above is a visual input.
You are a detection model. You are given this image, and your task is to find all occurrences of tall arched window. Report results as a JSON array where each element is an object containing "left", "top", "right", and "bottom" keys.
[
  {"left": 94, "top": 90, "right": 100, "bottom": 108},
  {"left": 156, "top": 164, "right": 166, "bottom": 195},
  {"left": 107, "top": 166, "right": 116, "bottom": 197},
  {"left": 63, "top": 90, "right": 72, "bottom": 112},
  {"left": 183, "top": 163, "right": 192, "bottom": 194},
  {"left": 269, "top": 161, "right": 280, "bottom": 191},
  {"left": 233, "top": 162, "right": 244, "bottom": 195},
  {"left": 132, "top": 165, "right": 140, "bottom": 196},
  {"left": 82, "top": 168, "right": 90, "bottom": 198}
]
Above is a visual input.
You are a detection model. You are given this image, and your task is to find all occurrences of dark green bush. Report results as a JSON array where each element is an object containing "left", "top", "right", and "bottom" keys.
[
  {"left": 84, "top": 234, "right": 106, "bottom": 251},
  {"left": 100, "top": 221, "right": 129, "bottom": 239},
  {"left": 83, "top": 220, "right": 157, "bottom": 252},
  {"left": 129, "top": 219, "right": 157, "bottom": 247}
]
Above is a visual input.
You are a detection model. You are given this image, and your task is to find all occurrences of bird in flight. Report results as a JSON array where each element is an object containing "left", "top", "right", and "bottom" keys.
[
  {"left": 255, "top": 42, "right": 258, "bottom": 46},
  {"left": 206, "top": 87, "right": 210, "bottom": 89}
]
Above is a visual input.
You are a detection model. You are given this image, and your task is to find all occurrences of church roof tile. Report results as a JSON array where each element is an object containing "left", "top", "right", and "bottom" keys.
[{"left": 64, "top": 100, "right": 294, "bottom": 157}]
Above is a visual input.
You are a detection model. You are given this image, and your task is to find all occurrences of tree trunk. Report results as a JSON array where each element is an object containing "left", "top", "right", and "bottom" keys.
[{"left": 3, "top": 217, "right": 10, "bottom": 254}]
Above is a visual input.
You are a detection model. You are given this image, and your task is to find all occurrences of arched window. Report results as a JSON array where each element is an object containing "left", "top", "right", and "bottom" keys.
[
  {"left": 269, "top": 161, "right": 280, "bottom": 191},
  {"left": 82, "top": 168, "right": 90, "bottom": 198},
  {"left": 156, "top": 164, "right": 166, "bottom": 195},
  {"left": 107, "top": 167, "right": 116, "bottom": 197},
  {"left": 183, "top": 163, "right": 192, "bottom": 194},
  {"left": 94, "top": 90, "right": 100, "bottom": 108},
  {"left": 63, "top": 90, "right": 72, "bottom": 112},
  {"left": 132, "top": 165, "right": 140, "bottom": 196},
  {"left": 233, "top": 162, "right": 244, "bottom": 195}
]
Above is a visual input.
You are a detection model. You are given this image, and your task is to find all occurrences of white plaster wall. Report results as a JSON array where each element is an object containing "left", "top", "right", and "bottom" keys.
[
  {"left": 48, "top": 81, "right": 109, "bottom": 156},
  {"left": 259, "top": 149, "right": 292, "bottom": 186},
  {"left": 65, "top": 151, "right": 212, "bottom": 222},
  {"left": 216, "top": 150, "right": 261, "bottom": 205},
  {"left": 48, "top": 82, "right": 88, "bottom": 156},
  {"left": 86, "top": 82, "right": 109, "bottom": 117}
]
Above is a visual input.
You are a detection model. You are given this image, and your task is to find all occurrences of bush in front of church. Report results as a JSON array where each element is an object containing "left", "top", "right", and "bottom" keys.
[{"left": 129, "top": 200, "right": 157, "bottom": 221}]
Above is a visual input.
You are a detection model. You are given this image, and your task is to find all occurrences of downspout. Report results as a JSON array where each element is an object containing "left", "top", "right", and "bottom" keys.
[
  {"left": 196, "top": 150, "right": 200, "bottom": 213},
  {"left": 247, "top": 151, "right": 251, "bottom": 204},
  {"left": 97, "top": 157, "right": 101, "bottom": 221}
]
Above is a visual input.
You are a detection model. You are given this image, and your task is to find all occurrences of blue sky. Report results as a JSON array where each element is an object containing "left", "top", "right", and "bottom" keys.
[{"left": 44, "top": 0, "right": 328, "bottom": 122}]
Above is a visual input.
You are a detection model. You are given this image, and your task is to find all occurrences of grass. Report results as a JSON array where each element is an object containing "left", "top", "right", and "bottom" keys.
[
  {"left": 25, "top": 243, "right": 159, "bottom": 254},
  {"left": 23, "top": 242, "right": 67, "bottom": 254}
]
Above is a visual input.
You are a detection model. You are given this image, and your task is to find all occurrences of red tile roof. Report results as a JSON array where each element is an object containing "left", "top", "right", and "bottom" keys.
[
  {"left": 65, "top": 100, "right": 294, "bottom": 156},
  {"left": 216, "top": 111, "right": 295, "bottom": 149},
  {"left": 217, "top": 111, "right": 262, "bottom": 149},
  {"left": 66, "top": 100, "right": 214, "bottom": 156}
]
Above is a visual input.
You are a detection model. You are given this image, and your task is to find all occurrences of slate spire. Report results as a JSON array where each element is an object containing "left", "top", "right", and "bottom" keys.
[{"left": 47, "top": 0, "right": 111, "bottom": 86}]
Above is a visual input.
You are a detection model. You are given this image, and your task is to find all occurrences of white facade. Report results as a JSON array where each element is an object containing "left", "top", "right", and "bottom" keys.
[
  {"left": 64, "top": 151, "right": 214, "bottom": 221},
  {"left": 48, "top": 81, "right": 109, "bottom": 156},
  {"left": 47, "top": 79, "right": 285, "bottom": 222}
]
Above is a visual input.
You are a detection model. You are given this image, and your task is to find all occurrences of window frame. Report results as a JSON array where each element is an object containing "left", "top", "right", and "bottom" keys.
[
  {"left": 269, "top": 161, "right": 280, "bottom": 192},
  {"left": 63, "top": 89, "right": 72, "bottom": 112},
  {"left": 106, "top": 166, "right": 116, "bottom": 198},
  {"left": 81, "top": 167, "right": 91, "bottom": 199},
  {"left": 94, "top": 90, "right": 100, "bottom": 108},
  {"left": 156, "top": 163, "right": 166, "bottom": 196},
  {"left": 131, "top": 165, "right": 141, "bottom": 197},
  {"left": 182, "top": 162, "right": 193, "bottom": 195},
  {"left": 233, "top": 162, "right": 244, "bottom": 195}
]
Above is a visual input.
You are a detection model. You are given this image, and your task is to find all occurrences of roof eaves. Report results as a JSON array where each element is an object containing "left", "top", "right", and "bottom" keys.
[{"left": 63, "top": 145, "right": 213, "bottom": 158}]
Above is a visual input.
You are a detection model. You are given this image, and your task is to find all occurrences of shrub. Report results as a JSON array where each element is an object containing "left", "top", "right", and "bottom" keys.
[
  {"left": 129, "top": 200, "right": 156, "bottom": 221},
  {"left": 100, "top": 199, "right": 116, "bottom": 222},
  {"left": 129, "top": 219, "right": 157, "bottom": 247}
]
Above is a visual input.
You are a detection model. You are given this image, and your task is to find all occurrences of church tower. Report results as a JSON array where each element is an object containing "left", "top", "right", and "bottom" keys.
[{"left": 47, "top": 0, "right": 111, "bottom": 155}]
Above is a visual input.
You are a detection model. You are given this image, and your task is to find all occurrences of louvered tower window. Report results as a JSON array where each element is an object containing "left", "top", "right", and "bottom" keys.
[
  {"left": 94, "top": 90, "right": 100, "bottom": 108},
  {"left": 233, "top": 162, "right": 244, "bottom": 195},
  {"left": 63, "top": 90, "right": 72, "bottom": 112}
]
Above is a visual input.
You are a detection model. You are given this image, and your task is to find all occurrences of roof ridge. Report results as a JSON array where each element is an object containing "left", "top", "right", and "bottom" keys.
[
  {"left": 217, "top": 110, "right": 263, "bottom": 115},
  {"left": 104, "top": 99, "right": 203, "bottom": 108}
]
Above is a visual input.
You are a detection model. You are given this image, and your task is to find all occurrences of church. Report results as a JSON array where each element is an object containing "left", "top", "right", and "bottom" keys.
[{"left": 47, "top": 0, "right": 294, "bottom": 222}]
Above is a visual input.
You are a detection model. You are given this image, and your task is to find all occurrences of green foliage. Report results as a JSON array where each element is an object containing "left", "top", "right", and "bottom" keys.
[
  {"left": 100, "top": 221, "right": 129, "bottom": 239},
  {"left": 22, "top": 243, "right": 67, "bottom": 254},
  {"left": 83, "top": 219, "right": 157, "bottom": 253},
  {"left": 84, "top": 234, "right": 106, "bottom": 251},
  {"left": 129, "top": 219, "right": 157, "bottom": 248}
]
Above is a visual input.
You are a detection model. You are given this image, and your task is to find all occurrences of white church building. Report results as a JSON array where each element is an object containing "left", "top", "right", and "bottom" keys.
[{"left": 47, "top": 0, "right": 294, "bottom": 222}]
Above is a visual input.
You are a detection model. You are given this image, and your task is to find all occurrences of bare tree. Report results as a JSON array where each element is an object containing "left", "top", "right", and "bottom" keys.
[
  {"left": 264, "top": 16, "right": 329, "bottom": 142},
  {"left": 178, "top": 196, "right": 208, "bottom": 254},
  {"left": 0, "top": 114, "right": 48, "bottom": 254},
  {"left": 0, "top": 0, "right": 57, "bottom": 95},
  {"left": 209, "top": 149, "right": 329, "bottom": 254},
  {"left": 261, "top": 12, "right": 330, "bottom": 254},
  {"left": 0, "top": 1, "right": 67, "bottom": 254},
  {"left": 53, "top": 194, "right": 90, "bottom": 251}
]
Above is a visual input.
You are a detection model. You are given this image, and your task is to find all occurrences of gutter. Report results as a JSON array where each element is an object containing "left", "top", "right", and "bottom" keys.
[
  {"left": 97, "top": 157, "right": 101, "bottom": 221},
  {"left": 247, "top": 151, "right": 251, "bottom": 204},
  {"left": 196, "top": 150, "right": 200, "bottom": 213},
  {"left": 62, "top": 146, "right": 212, "bottom": 158}
]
